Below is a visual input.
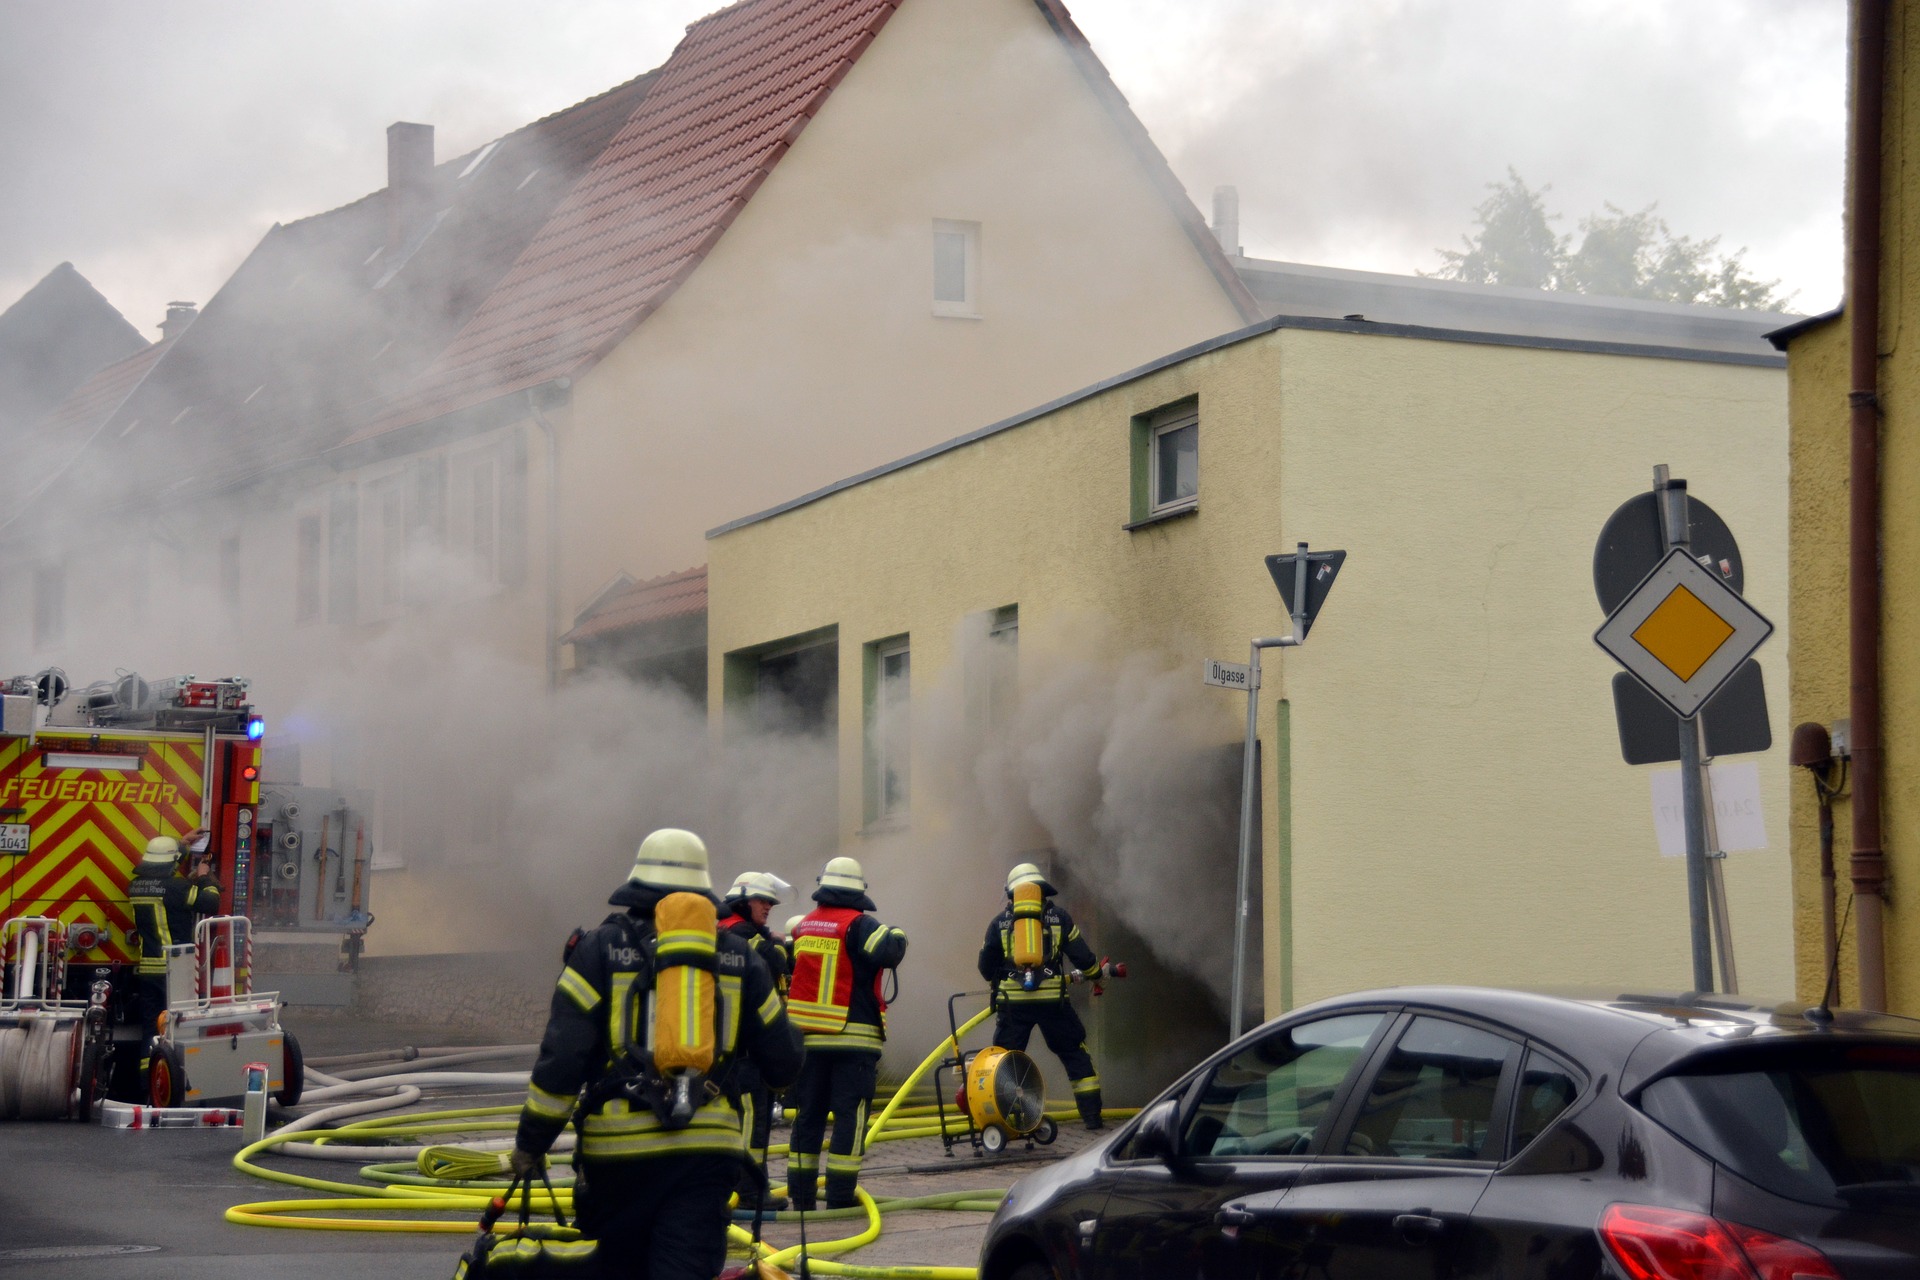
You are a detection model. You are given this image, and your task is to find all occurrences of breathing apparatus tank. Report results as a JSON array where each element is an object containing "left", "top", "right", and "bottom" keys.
[
  {"left": 638, "top": 891, "right": 721, "bottom": 1128},
  {"left": 1010, "top": 881, "right": 1047, "bottom": 990}
]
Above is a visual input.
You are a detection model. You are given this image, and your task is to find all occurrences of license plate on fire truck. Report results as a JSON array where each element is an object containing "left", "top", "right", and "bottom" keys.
[{"left": 0, "top": 824, "right": 27, "bottom": 853}]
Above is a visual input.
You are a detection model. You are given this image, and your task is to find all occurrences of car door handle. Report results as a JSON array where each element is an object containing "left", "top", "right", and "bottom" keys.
[
  {"left": 1393, "top": 1212, "right": 1444, "bottom": 1242},
  {"left": 1216, "top": 1208, "right": 1259, "bottom": 1227}
]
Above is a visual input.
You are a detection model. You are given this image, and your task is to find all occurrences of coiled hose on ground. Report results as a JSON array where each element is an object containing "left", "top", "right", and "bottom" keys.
[{"left": 225, "top": 1010, "right": 1134, "bottom": 1278}]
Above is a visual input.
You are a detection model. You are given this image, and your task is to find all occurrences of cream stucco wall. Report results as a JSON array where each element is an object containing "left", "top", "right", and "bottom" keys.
[
  {"left": 1783, "top": 0, "right": 1920, "bottom": 1014},
  {"left": 708, "top": 322, "right": 1794, "bottom": 1022},
  {"left": 562, "top": 0, "right": 1244, "bottom": 611}
]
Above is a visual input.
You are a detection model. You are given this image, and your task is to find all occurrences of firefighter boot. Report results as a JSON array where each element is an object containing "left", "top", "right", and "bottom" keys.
[{"left": 1075, "top": 1084, "right": 1105, "bottom": 1131}]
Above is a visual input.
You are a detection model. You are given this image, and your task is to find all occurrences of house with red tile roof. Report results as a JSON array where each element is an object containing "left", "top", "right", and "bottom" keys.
[{"left": 0, "top": 0, "right": 1254, "bottom": 943}]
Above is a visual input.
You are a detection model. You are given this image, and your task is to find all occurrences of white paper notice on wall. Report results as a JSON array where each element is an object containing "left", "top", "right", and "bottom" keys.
[{"left": 1650, "top": 760, "right": 1768, "bottom": 856}]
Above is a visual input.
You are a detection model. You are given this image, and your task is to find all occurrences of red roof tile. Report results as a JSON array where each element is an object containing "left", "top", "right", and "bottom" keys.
[
  {"left": 353, "top": 0, "right": 902, "bottom": 444},
  {"left": 563, "top": 565, "right": 709, "bottom": 643}
]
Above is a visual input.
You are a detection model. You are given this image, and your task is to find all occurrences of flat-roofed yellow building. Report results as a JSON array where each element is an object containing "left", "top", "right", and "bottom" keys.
[{"left": 708, "top": 301, "right": 1791, "bottom": 1091}]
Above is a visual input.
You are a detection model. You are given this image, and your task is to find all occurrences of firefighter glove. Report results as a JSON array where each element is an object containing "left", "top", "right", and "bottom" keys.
[{"left": 508, "top": 1147, "right": 542, "bottom": 1178}]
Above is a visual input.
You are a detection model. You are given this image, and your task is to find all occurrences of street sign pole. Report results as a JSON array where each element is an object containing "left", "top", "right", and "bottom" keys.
[
  {"left": 1230, "top": 546, "right": 1307, "bottom": 1042},
  {"left": 1656, "top": 466, "right": 1717, "bottom": 992}
]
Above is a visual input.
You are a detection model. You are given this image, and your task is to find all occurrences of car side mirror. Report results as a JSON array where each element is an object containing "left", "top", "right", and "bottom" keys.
[{"left": 1131, "top": 1097, "right": 1183, "bottom": 1163}]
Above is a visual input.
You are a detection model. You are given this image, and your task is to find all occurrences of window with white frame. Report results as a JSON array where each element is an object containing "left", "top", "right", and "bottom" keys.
[
  {"left": 867, "top": 636, "right": 911, "bottom": 823},
  {"left": 449, "top": 447, "right": 504, "bottom": 587},
  {"left": 933, "top": 219, "right": 980, "bottom": 318},
  {"left": 295, "top": 513, "right": 323, "bottom": 624},
  {"left": 1149, "top": 404, "right": 1199, "bottom": 515},
  {"left": 363, "top": 473, "right": 407, "bottom": 616}
]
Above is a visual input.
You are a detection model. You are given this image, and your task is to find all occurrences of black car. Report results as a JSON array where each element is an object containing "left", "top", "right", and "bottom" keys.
[{"left": 979, "top": 986, "right": 1920, "bottom": 1279}]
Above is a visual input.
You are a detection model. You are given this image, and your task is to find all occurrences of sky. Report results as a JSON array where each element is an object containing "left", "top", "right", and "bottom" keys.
[{"left": 0, "top": 0, "right": 1847, "bottom": 342}]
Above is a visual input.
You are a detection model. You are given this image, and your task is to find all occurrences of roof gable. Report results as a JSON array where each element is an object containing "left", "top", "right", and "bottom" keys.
[{"left": 353, "top": 0, "right": 905, "bottom": 445}]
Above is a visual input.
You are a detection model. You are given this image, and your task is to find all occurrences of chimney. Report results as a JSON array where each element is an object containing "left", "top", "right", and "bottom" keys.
[
  {"left": 1211, "top": 185, "right": 1242, "bottom": 257},
  {"left": 158, "top": 301, "right": 198, "bottom": 341},
  {"left": 386, "top": 121, "right": 435, "bottom": 254}
]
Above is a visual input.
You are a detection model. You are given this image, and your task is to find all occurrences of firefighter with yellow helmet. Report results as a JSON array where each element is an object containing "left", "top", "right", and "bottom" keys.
[
  {"left": 785, "top": 856, "right": 908, "bottom": 1209},
  {"left": 977, "top": 862, "right": 1107, "bottom": 1130},
  {"left": 127, "top": 831, "right": 221, "bottom": 1073},
  {"left": 509, "top": 830, "right": 802, "bottom": 1280}
]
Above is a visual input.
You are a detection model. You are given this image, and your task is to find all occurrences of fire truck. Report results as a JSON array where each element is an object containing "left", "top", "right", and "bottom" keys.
[{"left": 0, "top": 670, "right": 352, "bottom": 1119}]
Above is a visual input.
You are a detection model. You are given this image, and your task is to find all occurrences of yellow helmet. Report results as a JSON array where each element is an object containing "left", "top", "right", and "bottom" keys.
[
  {"left": 628, "top": 829, "right": 712, "bottom": 893},
  {"left": 141, "top": 835, "right": 182, "bottom": 871},
  {"left": 818, "top": 856, "right": 867, "bottom": 894}
]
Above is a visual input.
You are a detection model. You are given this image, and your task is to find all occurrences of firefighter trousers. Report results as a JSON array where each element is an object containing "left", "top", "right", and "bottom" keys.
[
  {"left": 574, "top": 1152, "right": 737, "bottom": 1280},
  {"left": 994, "top": 1000, "right": 1103, "bottom": 1126},
  {"left": 786, "top": 1048, "right": 879, "bottom": 1208},
  {"left": 132, "top": 974, "right": 168, "bottom": 1069},
  {"left": 732, "top": 1060, "right": 779, "bottom": 1202}
]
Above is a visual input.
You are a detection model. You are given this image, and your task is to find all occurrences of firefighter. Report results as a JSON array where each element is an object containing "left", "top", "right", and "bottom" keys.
[
  {"left": 785, "top": 856, "right": 908, "bottom": 1209},
  {"left": 717, "top": 870, "right": 792, "bottom": 1211},
  {"left": 977, "top": 862, "right": 1106, "bottom": 1130},
  {"left": 508, "top": 829, "right": 802, "bottom": 1280},
  {"left": 127, "top": 832, "right": 221, "bottom": 1070}
]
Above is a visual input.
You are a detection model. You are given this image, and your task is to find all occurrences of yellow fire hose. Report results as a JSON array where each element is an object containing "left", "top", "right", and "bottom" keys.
[{"left": 224, "top": 1005, "right": 1136, "bottom": 1279}]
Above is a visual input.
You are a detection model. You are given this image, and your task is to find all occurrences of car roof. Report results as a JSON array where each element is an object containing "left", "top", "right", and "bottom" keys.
[{"left": 1270, "top": 985, "right": 1920, "bottom": 1093}]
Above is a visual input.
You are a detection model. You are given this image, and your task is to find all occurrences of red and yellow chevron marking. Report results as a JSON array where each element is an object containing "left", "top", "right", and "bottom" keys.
[{"left": 0, "top": 735, "right": 206, "bottom": 965}]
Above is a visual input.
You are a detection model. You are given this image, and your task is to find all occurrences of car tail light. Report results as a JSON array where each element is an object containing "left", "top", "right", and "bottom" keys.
[
  {"left": 1600, "top": 1204, "right": 1841, "bottom": 1280},
  {"left": 1722, "top": 1221, "right": 1845, "bottom": 1280}
]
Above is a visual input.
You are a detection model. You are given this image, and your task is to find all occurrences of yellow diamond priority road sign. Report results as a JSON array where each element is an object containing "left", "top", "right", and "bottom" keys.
[{"left": 1594, "top": 548, "right": 1773, "bottom": 719}]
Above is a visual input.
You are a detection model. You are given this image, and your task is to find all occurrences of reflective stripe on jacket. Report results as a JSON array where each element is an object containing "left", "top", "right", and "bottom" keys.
[
  {"left": 787, "top": 907, "right": 907, "bottom": 1049},
  {"left": 978, "top": 901, "right": 1097, "bottom": 1004},
  {"left": 514, "top": 906, "right": 803, "bottom": 1162},
  {"left": 128, "top": 872, "right": 220, "bottom": 975}
]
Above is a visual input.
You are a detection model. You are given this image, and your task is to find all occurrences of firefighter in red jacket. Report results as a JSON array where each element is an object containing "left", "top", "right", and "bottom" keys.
[
  {"left": 717, "top": 870, "right": 792, "bottom": 1210},
  {"left": 784, "top": 856, "right": 908, "bottom": 1209}
]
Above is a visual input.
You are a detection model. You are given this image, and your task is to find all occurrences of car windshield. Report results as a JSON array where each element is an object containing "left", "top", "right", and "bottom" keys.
[{"left": 1637, "top": 1043, "right": 1920, "bottom": 1210}]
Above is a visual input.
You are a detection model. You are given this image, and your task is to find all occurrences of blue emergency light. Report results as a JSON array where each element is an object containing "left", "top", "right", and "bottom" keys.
[{"left": 246, "top": 717, "right": 265, "bottom": 741}]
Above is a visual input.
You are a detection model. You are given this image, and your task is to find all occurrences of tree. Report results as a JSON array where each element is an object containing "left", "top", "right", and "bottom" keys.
[
  {"left": 1431, "top": 172, "right": 1792, "bottom": 311},
  {"left": 1432, "top": 169, "right": 1567, "bottom": 291}
]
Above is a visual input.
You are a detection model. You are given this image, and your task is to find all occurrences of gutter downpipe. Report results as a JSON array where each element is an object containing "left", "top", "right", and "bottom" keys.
[
  {"left": 1848, "top": 0, "right": 1890, "bottom": 1012},
  {"left": 527, "top": 387, "right": 565, "bottom": 692}
]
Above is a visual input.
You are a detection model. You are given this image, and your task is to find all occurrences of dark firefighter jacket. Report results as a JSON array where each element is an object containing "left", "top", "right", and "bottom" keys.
[
  {"left": 718, "top": 904, "right": 790, "bottom": 985},
  {"left": 128, "top": 870, "right": 221, "bottom": 975},
  {"left": 515, "top": 883, "right": 803, "bottom": 1162},
  {"left": 802, "top": 885, "right": 907, "bottom": 1053},
  {"left": 977, "top": 898, "right": 1097, "bottom": 1005}
]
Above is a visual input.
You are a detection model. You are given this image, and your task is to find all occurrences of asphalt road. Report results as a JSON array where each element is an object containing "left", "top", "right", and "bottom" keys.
[{"left": 0, "top": 1012, "right": 1083, "bottom": 1277}]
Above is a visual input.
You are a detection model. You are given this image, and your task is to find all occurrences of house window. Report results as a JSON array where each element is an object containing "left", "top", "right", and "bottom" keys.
[
  {"left": 933, "top": 219, "right": 980, "bottom": 318},
  {"left": 295, "top": 514, "right": 323, "bottom": 624},
  {"left": 327, "top": 484, "right": 358, "bottom": 624},
  {"left": 1151, "top": 408, "right": 1199, "bottom": 514},
  {"left": 985, "top": 605, "right": 1018, "bottom": 730},
  {"left": 32, "top": 565, "right": 64, "bottom": 648},
  {"left": 866, "top": 636, "right": 911, "bottom": 824},
  {"left": 363, "top": 473, "right": 407, "bottom": 615},
  {"left": 449, "top": 448, "right": 503, "bottom": 586}
]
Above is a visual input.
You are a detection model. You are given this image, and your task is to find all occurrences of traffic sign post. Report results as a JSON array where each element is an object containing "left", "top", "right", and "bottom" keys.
[
  {"left": 1218, "top": 542, "right": 1345, "bottom": 1041},
  {"left": 1591, "top": 468, "right": 1773, "bottom": 993}
]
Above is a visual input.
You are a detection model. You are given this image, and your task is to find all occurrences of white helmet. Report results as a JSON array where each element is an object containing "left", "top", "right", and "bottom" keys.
[
  {"left": 140, "top": 835, "right": 181, "bottom": 871},
  {"left": 784, "top": 914, "right": 807, "bottom": 939},
  {"left": 725, "top": 871, "right": 791, "bottom": 905},
  {"left": 818, "top": 856, "right": 867, "bottom": 894},
  {"left": 628, "top": 828, "right": 712, "bottom": 893},
  {"left": 1006, "top": 862, "right": 1055, "bottom": 895}
]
